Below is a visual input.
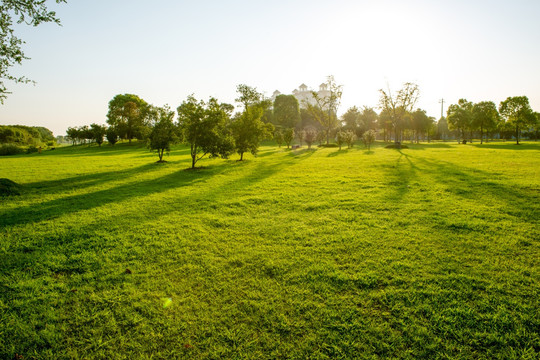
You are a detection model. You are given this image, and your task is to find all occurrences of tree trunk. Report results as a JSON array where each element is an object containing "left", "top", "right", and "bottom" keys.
[
  {"left": 480, "top": 126, "right": 483, "bottom": 144},
  {"left": 240, "top": 152, "right": 244, "bottom": 161},
  {"left": 516, "top": 125, "right": 520, "bottom": 145}
]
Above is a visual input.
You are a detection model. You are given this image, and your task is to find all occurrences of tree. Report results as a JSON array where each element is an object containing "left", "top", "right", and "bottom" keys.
[
  {"left": 274, "top": 130, "right": 284, "bottom": 148},
  {"left": 411, "top": 109, "right": 434, "bottom": 143},
  {"left": 147, "top": 105, "right": 177, "bottom": 162},
  {"left": 273, "top": 94, "right": 301, "bottom": 129},
  {"left": 283, "top": 128, "right": 294, "bottom": 149},
  {"left": 177, "top": 95, "right": 235, "bottom": 169},
  {"left": 303, "top": 127, "right": 317, "bottom": 149},
  {"left": 362, "top": 130, "right": 376, "bottom": 150},
  {"left": 378, "top": 82, "right": 419, "bottom": 145},
  {"left": 106, "top": 94, "right": 150, "bottom": 143},
  {"left": 341, "top": 106, "right": 361, "bottom": 132},
  {"left": 106, "top": 126, "right": 118, "bottom": 145},
  {"left": 231, "top": 85, "right": 274, "bottom": 160},
  {"left": 0, "top": 0, "right": 66, "bottom": 103},
  {"left": 358, "top": 106, "right": 378, "bottom": 135},
  {"left": 336, "top": 130, "right": 345, "bottom": 150},
  {"left": 499, "top": 96, "right": 535, "bottom": 145},
  {"left": 472, "top": 101, "right": 499, "bottom": 144},
  {"left": 447, "top": 99, "right": 473, "bottom": 143},
  {"left": 90, "top": 123, "right": 106, "bottom": 146},
  {"left": 66, "top": 126, "right": 78, "bottom": 145},
  {"left": 306, "top": 76, "right": 343, "bottom": 144}
]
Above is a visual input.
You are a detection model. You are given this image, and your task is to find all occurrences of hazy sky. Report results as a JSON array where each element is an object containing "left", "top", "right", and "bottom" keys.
[{"left": 1, "top": 0, "right": 539, "bottom": 136}]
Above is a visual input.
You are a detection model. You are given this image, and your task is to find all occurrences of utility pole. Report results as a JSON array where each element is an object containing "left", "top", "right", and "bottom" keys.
[{"left": 439, "top": 98, "right": 445, "bottom": 119}]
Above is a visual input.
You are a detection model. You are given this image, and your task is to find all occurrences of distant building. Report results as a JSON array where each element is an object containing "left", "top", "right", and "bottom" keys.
[{"left": 271, "top": 83, "right": 330, "bottom": 108}]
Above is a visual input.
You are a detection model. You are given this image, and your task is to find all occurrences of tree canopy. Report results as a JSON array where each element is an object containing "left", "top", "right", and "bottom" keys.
[
  {"left": 273, "top": 94, "right": 300, "bottom": 129},
  {"left": 0, "top": 0, "right": 66, "bottom": 103},
  {"left": 499, "top": 96, "right": 535, "bottom": 145},
  {"left": 177, "top": 95, "right": 235, "bottom": 168},
  {"left": 106, "top": 94, "right": 150, "bottom": 143}
]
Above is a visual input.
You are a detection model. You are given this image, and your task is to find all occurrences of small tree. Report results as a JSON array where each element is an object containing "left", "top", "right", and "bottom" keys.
[
  {"left": 106, "top": 127, "right": 118, "bottom": 146},
  {"left": 336, "top": 130, "right": 345, "bottom": 150},
  {"left": 316, "top": 129, "right": 325, "bottom": 145},
  {"left": 274, "top": 130, "right": 284, "bottom": 148},
  {"left": 499, "top": 96, "right": 535, "bottom": 145},
  {"left": 148, "top": 106, "right": 177, "bottom": 162},
  {"left": 90, "top": 123, "right": 106, "bottom": 146},
  {"left": 283, "top": 128, "right": 294, "bottom": 149},
  {"left": 177, "top": 96, "right": 235, "bottom": 169},
  {"left": 344, "top": 130, "right": 356, "bottom": 148},
  {"left": 472, "top": 101, "right": 499, "bottom": 144},
  {"left": 296, "top": 129, "right": 305, "bottom": 146},
  {"left": 304, "top": 127, "right": 317, "bottom": 149},
  {"left": 362, "top": 130, "right": 376, "bottom": 150}
]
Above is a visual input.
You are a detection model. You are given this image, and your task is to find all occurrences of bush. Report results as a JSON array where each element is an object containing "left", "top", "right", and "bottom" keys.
[
  {"left": 318, "top": 143, "right": 339, "bottom": 148},
  {"left": 0, "top": 143, "right": 24, "bottom": 156},
  {"left": 26, "top": 145, "right": 39, "bottom": 154}
]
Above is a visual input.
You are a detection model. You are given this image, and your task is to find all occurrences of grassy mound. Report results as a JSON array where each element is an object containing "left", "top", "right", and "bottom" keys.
[{"left": 0, "top": 178, "right": 22, "bottom": 196}]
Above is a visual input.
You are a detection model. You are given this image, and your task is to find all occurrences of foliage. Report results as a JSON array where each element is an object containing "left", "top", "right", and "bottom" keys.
[
  {"left": 306, "top": 76, "right": 343, "bottom": 144},
  {"left": 341, "top": 106, "right": 361, "bottom": 131},
  {"left": 232, "top": 85, "right": 274, "bottom": 160},
  {"left": 106, "top": 126, "right": 118, "bottom": 146},
  {"left": 358, "top": 106, "right": 378, "bottom": 134},
  {"left": 0, "top": 125, "right": 54, "bottom": 145},
  {"left": 0, "top": 143, "right": 24, "bottom": 155},
  {"left": 447, "top": 99, "right": 473, "bottom": 142},
  {"left": 378, "top": 82, "right": 419, "bottom": 143},
  {"left": 177, "top": 95, "right": 235, "bottom": 168},
  {"left": 273, "top": 130, "right": 284, "bottom": 148},
  {"left": 410, "top": 109, "right": 434, "bottom": 143},
  {"left": 343, "top": 129, "right": 356, "bottom": 148},
  {"left": 499, "top": 96, "right": 535, "bottom": 145},
  {"left": 106, "top": 94, "right": 150, "bottom": 143},
  {"left": 0, "top": 0, "right": 66, "bottom": 103},
  {"left": 472, "top": 101, "right": 499, "bottom": 144},
  {"left": 283, "top": 128, "right": 294, "bottom": 149},
  {"left": 147, "top": 105, "right": 177, "bottom": 162},
  {"left": 362, "top": 129, "right": 376, "bottom": 150},
  {"left": 303, "top": 127, "right": 317, "bottom": 149},
  {"left": 90, "top": 123, "right": 106, "bottom": 146},
  {"left": 273, "top": 94, "right": 301, "bottom": 129}
]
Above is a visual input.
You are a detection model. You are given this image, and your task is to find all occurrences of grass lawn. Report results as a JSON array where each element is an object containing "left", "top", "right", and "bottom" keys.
[{"left": 1, "top": 141, "right": 539, "bottom": 359}]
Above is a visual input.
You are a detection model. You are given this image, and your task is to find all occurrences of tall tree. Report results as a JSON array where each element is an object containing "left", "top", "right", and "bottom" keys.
[
  {"left": 147, "top": 105, "right": 177, "bottom": 162},
  {"left": 447, "top": 99, "right": 473, "bottom": 143},
  {"left": 378, "top": 82, "right": 419, "bottom": 145},
  {"left": 177, "top": 95, "right": 235, "bottom": 169},
  {"left": 106, "top": 94, "right": 150, "bottom": 143},
  {"left": 472, "top": 101, "right": 499, "bottom": 144},
  {"left": 499, "top": 96, "right": 535, "bottom": 145},
  {"left": 410, "top": 109, "right": 434, "bottom": 143},
  {"left": 273, "top": 94, "right": 301, "bottom": 129},
  {"left": 0, "top": 0, "right": 66, "bottom": 103},
  {"left": 306, "top": 76, "right": 343, "bottom": 144}
]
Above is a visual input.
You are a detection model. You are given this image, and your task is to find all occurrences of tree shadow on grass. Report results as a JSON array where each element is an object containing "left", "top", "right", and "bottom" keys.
[
  {"left": 0, "top": 149, "right": 312, "bottom": 229},
  {"left": 403, "top": 143, "right": 454, "bottom": 150},
  {"left": 327, "top": 149, "right": 348, "bottom": 157},
  {"left": 471, "top": 143, "right": 540, "bottom": 151}
]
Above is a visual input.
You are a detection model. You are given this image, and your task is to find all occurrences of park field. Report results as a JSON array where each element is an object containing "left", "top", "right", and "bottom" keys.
[{"left": 1, "top": 141, "right": 539, "bottom": 359}]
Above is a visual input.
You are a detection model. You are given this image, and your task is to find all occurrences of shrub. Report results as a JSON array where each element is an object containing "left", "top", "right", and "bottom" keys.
[
  {"left": 0, "top": 143, "right": 24, "bottom": 156},
  {"left": 26, "top": 145, "right": 39, "bottom": 154},
  {"left": 318, "top": 143, "right": 339, "bottom": 148}
]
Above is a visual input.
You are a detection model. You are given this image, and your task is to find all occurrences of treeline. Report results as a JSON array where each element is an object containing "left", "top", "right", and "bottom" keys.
[
  {"left": 0, "top": 125, "right": 55, "bottom": 155},
  {"left": 65, "top": 79, "right": 540, "bottom": 165}
]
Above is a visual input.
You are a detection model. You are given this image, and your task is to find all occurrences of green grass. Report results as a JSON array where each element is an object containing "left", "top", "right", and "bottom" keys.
[{"left": 1, "top": 141, "right": 539, "bottom": 359}]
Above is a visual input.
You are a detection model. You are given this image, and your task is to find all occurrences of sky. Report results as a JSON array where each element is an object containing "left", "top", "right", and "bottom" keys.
[{"left": 0, "top": 0, "right": 539, "bottom": 136}]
